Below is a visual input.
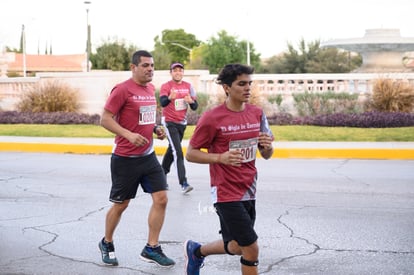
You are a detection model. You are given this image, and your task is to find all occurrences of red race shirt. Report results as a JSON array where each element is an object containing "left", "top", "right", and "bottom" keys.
[
  {"left": 160, "top": 80, "right": 196, "bottom": 124},
  {"left": 104, "top": 78, "right": 157, "bottom": 157},
  {"left": 189, "top": 103, "right": 273, "bottom": 203}
]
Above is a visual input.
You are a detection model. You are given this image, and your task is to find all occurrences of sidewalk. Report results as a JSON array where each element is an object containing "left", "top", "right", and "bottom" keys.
[{"left": 1, "top": 136, "right": 414, "bottom": 159}]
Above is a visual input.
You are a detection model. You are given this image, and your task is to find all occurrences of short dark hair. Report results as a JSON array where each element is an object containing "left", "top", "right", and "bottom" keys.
[
  {"left": 216, "top": 64, "right": 254, "bottom": 87},
  {"left": 131, "top": 50, "right": 152, "bottom": 65}
]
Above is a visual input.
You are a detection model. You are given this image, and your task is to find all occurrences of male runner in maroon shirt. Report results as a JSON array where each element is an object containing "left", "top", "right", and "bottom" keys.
[{"left": 185, "top": 63, "right": 274, "bottom": 275}]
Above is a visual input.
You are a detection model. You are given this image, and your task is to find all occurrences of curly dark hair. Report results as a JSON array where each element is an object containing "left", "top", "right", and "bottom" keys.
[{"left": 215, "top": 63, "right": 255, "bottom": 87}]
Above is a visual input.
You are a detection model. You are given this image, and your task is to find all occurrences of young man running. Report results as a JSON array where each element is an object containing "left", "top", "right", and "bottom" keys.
[{"left": 184, "top": 63, "right": 274, "bottom": 275}]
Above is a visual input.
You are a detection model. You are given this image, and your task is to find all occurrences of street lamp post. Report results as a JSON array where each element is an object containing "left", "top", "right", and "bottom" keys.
[
  {"left": 247, "top": 40, "right": 250, "bottom": 65},
  {"left": 84, "top": 1, "right": 91, "bottom": 72},
  {"left": 168, "top": 42, "right": 193, "bottom": 66},
  {"left": 22, "top": 24, "right": 26, "bottom": 77}
]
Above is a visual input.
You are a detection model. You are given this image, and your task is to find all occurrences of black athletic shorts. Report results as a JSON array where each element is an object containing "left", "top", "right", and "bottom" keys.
[
  {"left": 214, "top": 200, "right": 258, "bottom": 246},
  {"left": 109, "top": 152, "right": 167, "bottom": 203}
]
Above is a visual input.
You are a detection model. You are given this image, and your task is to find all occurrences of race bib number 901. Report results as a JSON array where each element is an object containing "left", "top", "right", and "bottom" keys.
[
  {"left": 229, "top": 137, "right": 258, "bottom": 163},
  {"left": 139, "top": 105, "right": 156, "bottom": 125}
]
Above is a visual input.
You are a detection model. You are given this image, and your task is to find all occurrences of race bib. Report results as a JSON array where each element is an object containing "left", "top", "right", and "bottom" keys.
[
  {"left": 229, "top": 137, "right": 258, "bottom": 163},
  {"left": 138, "top": 105, "right": 156, "bottom": 125},
  {"left": 174, "top": 98, "right": 188, "bottom": 111}
]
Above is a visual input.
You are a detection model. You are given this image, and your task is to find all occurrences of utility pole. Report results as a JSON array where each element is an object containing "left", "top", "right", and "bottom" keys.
[
  {"left": 247, "top": 40, "right": 250, "bottom": 65},
  {"left": 166, "top": 41, "right": 193, "bottom": 66},
  {"left": 22, "top": 24, "right": 26, "bottom": 77},
  {"left": 84, "top": 1, "right": 92, "bottom": 72}
]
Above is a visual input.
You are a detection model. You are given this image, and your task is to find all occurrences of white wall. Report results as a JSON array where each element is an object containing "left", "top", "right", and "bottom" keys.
[{"left": 1, "top": 71, "right": 414, "bottom": 114}]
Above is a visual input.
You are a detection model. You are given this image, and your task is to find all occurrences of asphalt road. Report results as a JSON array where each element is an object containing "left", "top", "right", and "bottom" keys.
[{"left": 0, "top": 152, "right": 413, "bottom": 275}]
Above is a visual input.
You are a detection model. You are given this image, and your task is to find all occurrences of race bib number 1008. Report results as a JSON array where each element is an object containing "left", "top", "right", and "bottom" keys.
[
  {"left": 139, "top": 105, "right": 156, "bottom": 125},
  {"left": 174, "top": 98, "right": 188, "bottom": 111},
  {"left": 229, "top": 137, "right": 258, "bottom": 163}
]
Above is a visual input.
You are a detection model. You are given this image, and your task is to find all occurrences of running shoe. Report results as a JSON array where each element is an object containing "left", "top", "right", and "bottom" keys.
[
  {"left": 182, "top": 182, "right": 194, "bottom": 194},
  {"left": 98, "top": 237, "right": 119, "bottom": 266},
  {"left": 184, "top": 240, "right": 204, "bottom": 275},
  {"left": 140, "top": 245, "right": 175, "bottom": 267}
]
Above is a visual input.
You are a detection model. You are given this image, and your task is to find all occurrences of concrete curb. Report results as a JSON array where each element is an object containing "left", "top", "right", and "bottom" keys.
[{"left": 1, "top": 137, "right": 414, "bottom": 159}]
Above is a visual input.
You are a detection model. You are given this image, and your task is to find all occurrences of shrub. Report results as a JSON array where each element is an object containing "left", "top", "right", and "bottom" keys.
[
  {"left": 17, "top": 80, "right": 80, "bottom": 112},
  {"left": 249, "top": 83, "right": 265, "bottom": 107},
  {"left": 0, "top": 111, "right": 100, "bottom": 124},
  {"left": 367, "top": 78, "right": 414, "bottom": 113},
  {"left": 185, "top": 92, "right": 210, "bottom": 125},
  {"left": 186, "top": 111, "right": 202, "bottom": 125},
  {"left": 1, "top": 110, "right": 412, "bottom": 128},
  {"left": 292, "top": 91, "right": 361, "bottom": 116},
  {"left": 266, "top": 112, "right": 294, "bottom": 125},
  {"left": 193, "top": 92, "right": 210, "bottom": 115},
  {"left": 268, "top": 94, "right": 283, "bottom": 107},
  {"left": 295, "top": 111, "right": 414, "bottom": 128},
  {"left": 155, "top": 89, "right": 162, "bottom": 124}
]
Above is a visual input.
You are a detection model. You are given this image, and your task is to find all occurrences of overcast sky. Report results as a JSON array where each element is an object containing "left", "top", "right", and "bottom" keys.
[{"left": 1, "top": 0, "right": 413, "bottom": 58}]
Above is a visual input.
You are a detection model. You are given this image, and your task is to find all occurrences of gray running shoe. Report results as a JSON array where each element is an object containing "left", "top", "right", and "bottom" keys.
[
  {"left": 98, "top": 238, "right": 119, "bottom": 266},
  {"left": 182, "top": 182, "right": 194, "bottom": 194},
  {"left": 140, "top": 245, "right": 175, "bottom": 267}
]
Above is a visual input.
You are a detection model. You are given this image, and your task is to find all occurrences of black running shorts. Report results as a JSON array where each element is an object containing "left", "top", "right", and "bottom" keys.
[
  {"left": 214, "top": 200, "right": 258, "bottom": 246},
  {"left": 109, "top": 152, "right": 167, "bottom": 203}
]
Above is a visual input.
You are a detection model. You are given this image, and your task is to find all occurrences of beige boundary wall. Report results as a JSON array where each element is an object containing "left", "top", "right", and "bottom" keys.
[
  {"left": 1, "top": 71, "right": 414, "bottom": 114},
  {"left": 0, "top": 70, "right": 210, "bottom": 114}
]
